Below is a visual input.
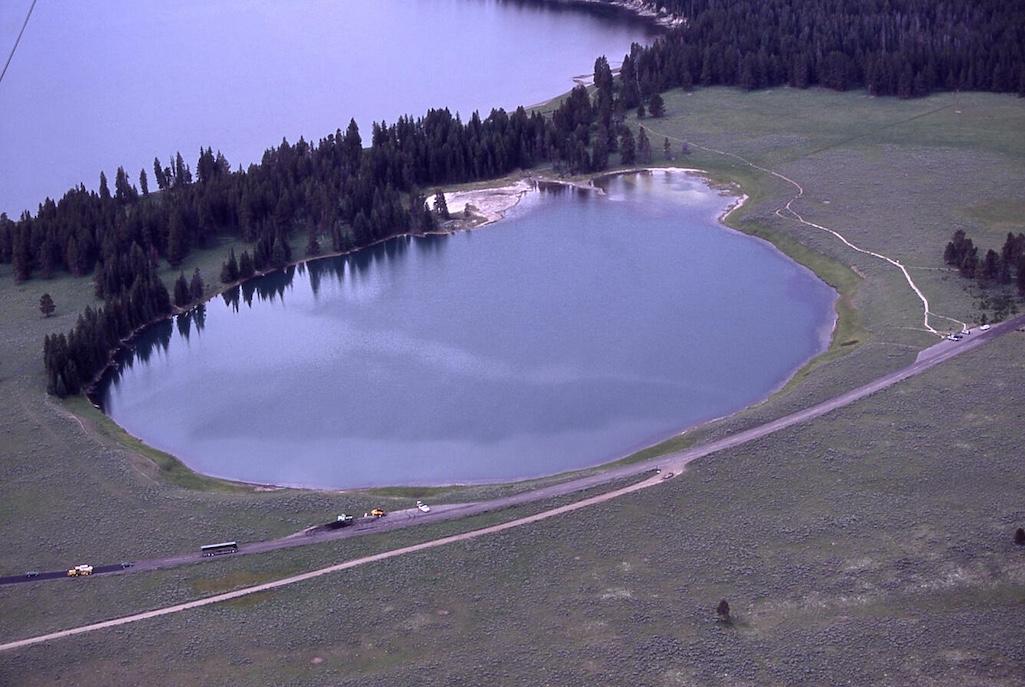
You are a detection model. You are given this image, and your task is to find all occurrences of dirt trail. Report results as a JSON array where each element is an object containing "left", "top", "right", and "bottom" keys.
[
  {"left": 0, "top": 474, "right": 661, "bottom": 654},
  {"left": 638, "top": 123, "right": 967, "bottom": 335}
]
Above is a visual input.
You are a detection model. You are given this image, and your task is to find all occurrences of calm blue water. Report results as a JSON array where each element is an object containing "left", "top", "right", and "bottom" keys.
[
  {"left": 0, "top": 0, "right": 656, "bottom": 215},
  {"left": 98, "top": 172, "right": 836, "bottom": 488}
]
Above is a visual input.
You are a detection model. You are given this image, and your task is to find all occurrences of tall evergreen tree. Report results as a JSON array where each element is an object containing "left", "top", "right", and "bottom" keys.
[
  {"left": 220, "top": 248, "right": 240, "bottom": 283},
  {"left": 173, "top": 272, "right": 190, "bottom": 307},
  {"left": 620, "top": 128, "right": 637, "bottom": 165},
  {"left": 189, "top": 268, "right": 204, "bottom": 301},
  {"left": 649, "top": 93, "right": 666, "bottom": 118},
  {"left": 153, "top": 157, "right": 167, "bottom": 190},
  {"left": 434, "top": 191, "right": 450, "bottom": 220},
  {"left": 637, "top": 128, "right": 653, "bottom": 164},
  {"left": 239, "top": 250, "right": 255, "bottom": 279}
]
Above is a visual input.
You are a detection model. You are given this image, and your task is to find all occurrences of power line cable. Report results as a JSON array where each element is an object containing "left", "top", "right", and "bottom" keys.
[{"left": 0, "top": 0, "right": 38, "bottom": 87}]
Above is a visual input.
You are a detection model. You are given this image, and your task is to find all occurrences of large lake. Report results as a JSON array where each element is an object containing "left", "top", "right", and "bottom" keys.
[
  {"left": 98, "top": 172, "right": 836, "bottom": 488},
  {"left": 0, "top": 0, "right": 657, "bottom": 215}
]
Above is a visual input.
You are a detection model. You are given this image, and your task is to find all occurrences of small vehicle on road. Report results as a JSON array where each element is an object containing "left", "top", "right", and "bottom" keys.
[
  {"left": 67, "top": 564, "right": 93, "bottom": 577},
  {"left": 661, "top": 471, "right": 674, "bottom": 480},
  {"left": 120, "top": 561, "right": 134, "bottom": 569},
  {"left": 24, "top": 571, "right": 39, "bottom": 578},
  {"left": 416, "top": 500, "right": 431, "bottom": 513},
  {"left": 367, "top": 508, "right": 387, "bottom": 518},
  {"left": 336, "top": 514, "right": 354, "bottom": 526},
  {"left": 980, "top": 324, "right": 991, "bottom": 331}
]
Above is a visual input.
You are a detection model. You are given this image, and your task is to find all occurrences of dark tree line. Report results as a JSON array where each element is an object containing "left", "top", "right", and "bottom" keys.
[
  {"left": 627, "top": 0, "right": 1025, "bottom": 98},
  {"left": 944, "top": 230, "right": 1025, "bottom": 290}
]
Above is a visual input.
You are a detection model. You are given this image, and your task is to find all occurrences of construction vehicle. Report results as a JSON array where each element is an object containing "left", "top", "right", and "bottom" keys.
[
  {"left": 66, "top": 564, "right": 93, "bottom": 577},
  {"left": 368, "top": 508, "right": 386, "bottom": 518}
]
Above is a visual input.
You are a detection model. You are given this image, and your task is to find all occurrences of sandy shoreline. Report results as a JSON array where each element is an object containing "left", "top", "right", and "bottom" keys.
[{"left": 436, "top": 166, "right": 744, "bottom": 230}]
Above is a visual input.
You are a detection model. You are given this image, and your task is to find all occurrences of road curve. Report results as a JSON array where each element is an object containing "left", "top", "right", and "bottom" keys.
[{"left": 1, "top": 315, "right": 1021, "bottom": 652}]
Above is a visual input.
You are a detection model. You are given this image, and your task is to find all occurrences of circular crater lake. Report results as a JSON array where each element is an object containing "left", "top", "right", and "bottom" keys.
[{"left": 98, "top": 172, "right": 836, "bottom": 488}]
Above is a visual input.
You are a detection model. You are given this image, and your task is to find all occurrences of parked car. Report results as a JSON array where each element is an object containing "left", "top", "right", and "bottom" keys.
[{"left": 416, "top": 500, "right": 431, "bottom": 513}]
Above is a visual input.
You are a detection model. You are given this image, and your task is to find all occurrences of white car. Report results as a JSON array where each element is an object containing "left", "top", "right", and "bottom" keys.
[
  {"left": 980, "top": 324, "right": 991, "bottom": 331},
  {"left": 416, "top": 500, "right": 431, "bottom": 513}
]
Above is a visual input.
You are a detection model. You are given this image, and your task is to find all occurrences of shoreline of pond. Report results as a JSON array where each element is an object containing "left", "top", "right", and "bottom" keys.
[{"left": 84, "top": 165, "right": 841, "bottom": 492}]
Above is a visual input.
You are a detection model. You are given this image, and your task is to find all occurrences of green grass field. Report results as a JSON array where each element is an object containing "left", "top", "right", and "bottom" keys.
[{"left": 2, "top": 87, "right": 1024, "bottom": 685}]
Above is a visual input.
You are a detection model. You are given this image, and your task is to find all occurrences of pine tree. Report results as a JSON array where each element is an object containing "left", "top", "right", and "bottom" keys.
[
  {"left": 153, "top": 157, "right": 167, "bottom": 190},
  {"left": 981, "top": 249, "right": 1001, "bottom": 282},
  {"left": 139, "top": 168, "right": 149, "bottom": 196},
  {"left": 663, "top": 137, "right": 672, "bottom": 160},
  {"left": 434, "top": 191, "right": 450, "bottom": 220},
  {"left": 593, "top": 55, "right": 614, "bottom": 92},
  {"left": 620, "top": 128, "right": 637, "bottom": 165},
  {"left": 39, "top": 293, "right": 55, "bottom": 318},
  {"left": 98, "top": 171, "right": 111, "bottom": 201},
  {"left": 271, "top": 237, "right": 289, "bottom": 268},
  {"left": 637, "top": 128, "right": 653, "bottom": 164},
  {"left": 649, "top": 93, "right": 666, "bottom": 118},
  {"left": 220, "top": 248, "right": 240, "bottom": 283},
  {"left": 173, "top": 272, "right": 190, "bottom": 307},
  {"left": 174, "top": 152, "right": 192, "bottom": 186},
  {"left": 189, "top": 268, "right": 204, "bottom": 301},
  {"left": 305, "top": 229, "right": 322, "bottom": 257},
  {"left": 239, "top": 250, "right": 255, "bottom": 279}
]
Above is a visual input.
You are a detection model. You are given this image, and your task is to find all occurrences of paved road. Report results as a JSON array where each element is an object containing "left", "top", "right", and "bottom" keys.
[
  {"left": 0, "top": 315, "right": 1021, "bottom": 653},
  {"left": 2, "top": 315, "right": 1022, "bottom": 592}
]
